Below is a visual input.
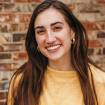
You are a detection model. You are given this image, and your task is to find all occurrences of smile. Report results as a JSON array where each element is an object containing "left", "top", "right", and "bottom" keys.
[{"left": 46, "top": 44, "right": 61, "bottom": 52}]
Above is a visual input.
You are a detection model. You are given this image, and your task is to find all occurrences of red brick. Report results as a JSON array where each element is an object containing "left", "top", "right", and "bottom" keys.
[
  {"left": 103, "top": 48, "right": 105, "bottom": 54},
  {"left": 13, "top": 33, "right": 26, "bottom": 42},
  {"left": 96, "top": 21, "right": 105, "bottom": 30},
  {"left": 82, "top": 21, "right": 98, "bottom": 31},
  {"left": 14, "top": 0, "right": 28, "bottom": 2},
  {"left": 97, "top": 0, "right": 105, "bottom": 3},
  {"left": 13, "top": 52, "right": 27, "bottom": 60},
  {"left": 10, "top": 23, "right": 18, "bottom": 32},
  {"left": 88, "top": 48, "right": 94, "bottom": 55},
  {"left": 0, "top": 13, "right": 13, "bottom": 23},
  {"left": 13, "top": 14, "right": 31, "bottom": 23},
  {"left": 0, "top": 91, "right": 7, "bottom": 99},
  {"left": 20, "top": 14, "right": 31, "bottom": 22},
  {"left": 28, "top": 0, "right": 43, "bottom": 2},
  {"left": 0, "top": 0, "right": 11, "bottom": 2},
  {"left": 18, "top": 23, "right": 28, "bottom": 32},
  {"left": 97, "top": 31, "right": 105, "bottom": 38},
  {"left": 0, "top": 46, "right": 4, "bottom": 52},
  {"left": 18, "top": 52, "right": 28, "bottom": 60},
  {"left": 68, "top": 4, "right": 75, "bottom": 11},
  {"left": 89, "top": 40, "right": 102, "bottom": 48},
  {"left": 14, "top": 0, "right": 43, "bottom": 2},
  {"left": 0, "top": 64, "right": 12, "bottom": 71},
  {"left": 0, "top": 0, "right": 4, "bottom": 2},
  {"left": 3, "top": 43, "right": 24, "bottom": 52},
  {"left": 0, "top": 102, "right": 6, "bottom": 105},
  {"left": 0, "top": 54, "right": 11, "bottom": 59},
  {"left": 83, "top": 21, "right": 105, "bottom": 31}
]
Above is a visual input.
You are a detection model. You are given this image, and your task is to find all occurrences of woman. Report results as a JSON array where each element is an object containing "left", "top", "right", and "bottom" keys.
[{"left": 7, "top": 0, "right": 105, "bottom": 105}]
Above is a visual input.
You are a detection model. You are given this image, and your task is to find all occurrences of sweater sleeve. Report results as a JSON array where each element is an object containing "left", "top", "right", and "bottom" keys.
[
  {"left": 7, "top": 73, "right": 22, "bottom": 105},
  {"left": 90, "top": 65, "right": 105, "bottom": 105},
  {"left": 7, "top": 76, "right": 15, "bottom": 105},
  {"left": 95, "top": 82, "right": 105, "bottom": 105}
]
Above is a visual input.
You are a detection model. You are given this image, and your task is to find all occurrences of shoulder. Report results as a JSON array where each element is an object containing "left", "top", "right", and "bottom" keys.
[
  {"left": 9, "top": 72, "right": 23, "bottom": 89},
  {"left": 89, "top": 64, "right": 105, "bottom": 83},
  {"left": 89, "top": 64, "right": 105, "bottom": 105},
  {"left": 7, "top": 71, "right": 23, "bottom": 105}
]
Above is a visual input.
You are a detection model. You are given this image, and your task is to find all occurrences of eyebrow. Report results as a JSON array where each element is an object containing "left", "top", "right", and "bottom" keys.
[
  {"left": 51, "top": 22, "right": 64, "bottom": 26},
  {"left": 35, "top": 22, "right": 63, "bottom": 30}
]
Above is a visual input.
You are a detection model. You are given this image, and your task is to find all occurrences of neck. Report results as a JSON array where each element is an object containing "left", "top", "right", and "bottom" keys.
[{"left": 48, "top": 55, "right": 74, "bottom": 71}]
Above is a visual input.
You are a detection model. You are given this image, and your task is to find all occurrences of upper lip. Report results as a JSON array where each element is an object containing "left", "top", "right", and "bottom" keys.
[{"left": 45, "top": 44, "right": 62, "bottom": 48}]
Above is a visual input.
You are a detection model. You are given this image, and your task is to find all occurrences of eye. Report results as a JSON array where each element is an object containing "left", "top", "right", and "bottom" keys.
[
  {"left": 53, "top": 26, "right": 62, "bottom": 32},
  {"left": 35, "top": 29, "right": 46, "bottom": 35}
]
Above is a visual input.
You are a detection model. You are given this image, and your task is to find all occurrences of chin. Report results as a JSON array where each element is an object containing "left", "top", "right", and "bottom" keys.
[
  {"left": 42, "top": 50, "right": 65, "bottom": 61},
  {"left": 47, "top": 54, "right": 63, "bottom": 61}
]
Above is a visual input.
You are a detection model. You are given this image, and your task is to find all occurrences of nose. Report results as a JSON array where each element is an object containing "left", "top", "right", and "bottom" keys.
[{"left": 46, "top": 29, "right": 56, "bottom": 44}]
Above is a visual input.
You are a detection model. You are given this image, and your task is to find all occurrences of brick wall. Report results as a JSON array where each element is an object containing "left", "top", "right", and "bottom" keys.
[{"left": 0, "top": 0, "right": 105, "bottom": 104}]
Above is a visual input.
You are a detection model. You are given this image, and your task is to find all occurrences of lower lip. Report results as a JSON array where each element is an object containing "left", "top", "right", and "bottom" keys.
[{"left": 46, "top": 45, "right": 61, "bottom": 53}]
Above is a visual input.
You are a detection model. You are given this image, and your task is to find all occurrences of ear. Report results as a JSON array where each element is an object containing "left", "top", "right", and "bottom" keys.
[{"left": 70, "top": 29, "right": 75, "bottom": 40}]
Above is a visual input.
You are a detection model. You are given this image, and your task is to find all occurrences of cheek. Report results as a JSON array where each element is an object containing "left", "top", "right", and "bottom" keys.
[
  {"left": 60, "top": 30, "right": 72, "bottom": 47},
  {"left": 35, "top": 36, "right": 46, "bottom": 47},
  {"left": 60, "top": 30, "right": 71, "bottom": 41}
]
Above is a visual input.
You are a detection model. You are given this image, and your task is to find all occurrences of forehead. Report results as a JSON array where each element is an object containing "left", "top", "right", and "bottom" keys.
[{"left": 34, "top": 8, "right": 66, "bottom": 27}]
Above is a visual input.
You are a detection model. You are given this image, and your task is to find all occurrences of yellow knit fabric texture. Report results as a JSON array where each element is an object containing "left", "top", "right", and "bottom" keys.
[
  {"left": 7, "top": 65, "right": 105, "bottom": 105},
  {"left": 39, "top": 66, "right": 105, "bottom": 105}
]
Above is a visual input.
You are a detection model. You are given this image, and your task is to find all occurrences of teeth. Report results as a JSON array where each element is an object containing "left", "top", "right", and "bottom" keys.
[{"left": 46, "top": 44, "right": 61, "bottom": 51}]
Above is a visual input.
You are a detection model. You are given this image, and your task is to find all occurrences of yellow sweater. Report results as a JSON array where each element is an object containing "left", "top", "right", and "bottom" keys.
[
  {"left": 40, "top": 66, "right": 83, "bottom": 105},
  {"left": 39, "top": 66, "right": 105, "bottom": 105},
  {"left": 7, "top": 65, "right": 105, "bottom": 105}
]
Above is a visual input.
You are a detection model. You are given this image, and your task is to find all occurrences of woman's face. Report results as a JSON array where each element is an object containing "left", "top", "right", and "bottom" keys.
[{"left": 34, "top": 8, "right": 75, "bottom": 62}]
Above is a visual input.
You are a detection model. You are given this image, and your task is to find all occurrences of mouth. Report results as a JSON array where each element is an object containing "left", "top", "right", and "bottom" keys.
[{"left": 45, "top": 44, "right": 62, "bottom": 52}]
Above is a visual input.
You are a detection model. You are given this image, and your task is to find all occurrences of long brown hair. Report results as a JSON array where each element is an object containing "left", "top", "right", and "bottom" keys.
[{"left": 8, "top": 0, "right": 99, "bottom": 105}]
